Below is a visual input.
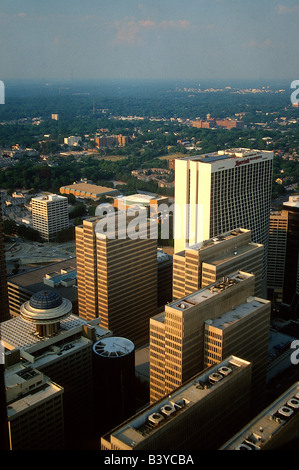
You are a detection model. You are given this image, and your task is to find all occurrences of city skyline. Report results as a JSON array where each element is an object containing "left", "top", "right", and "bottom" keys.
[{"left": 0, "top": 0, "right": 298, "bottom": 81}]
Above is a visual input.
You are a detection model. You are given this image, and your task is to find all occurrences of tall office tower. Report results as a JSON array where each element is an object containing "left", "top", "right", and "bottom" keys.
[
  {"left": 0, "top": 193, "right": 9, "bottom": 322},
  {"left": 173, "top": 228, "right": 264, "bottom": 299},
  {"left": 220, "top": 381, "right": 299, "bottom": 450},
  {"left": 267, "top": 210, "right": 289, "bottom": 302},
  {"left": 282, "top": 196, "right": 299, "bottom": 310},
  {"left": 101, "top": 356, "right": 252, "bottom": 451},
  {"left": 5, "top": 366, "right": 64, "bottom": 450},
  {"left": 203, "top": 295, "right": 271, "bottom": 412},
  {"left": 267, "top": 196, "right": 299, "bottom": 310},
  {"left": 32, "top": 193, "right": 69, "bottom": 241},
  {"left": 76, "top": 214, "right": 157, "bottom": 347},
  {"left": 149, "top": 271, "right": 270, "bottom": 404},
  {"left": 174, "top": 148, "right": 273, "bottom": 293}
]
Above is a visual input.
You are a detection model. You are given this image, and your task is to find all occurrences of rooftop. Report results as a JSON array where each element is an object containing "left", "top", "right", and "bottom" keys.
[
  {"left": 220, "top": 382, "right": 299, "bottom": 450},
  {"left": 205, "top": 296, "right": 269, "bottom": 330},
  {"left": 169, "top": 271, "right": 253, "bottom": 311},
  {"left": 181, "top": 148, "right": 273, "bottom": 164},
  {"left": 60, "top": 182, "right": 119, "bottom": 197},
  {"left": 102, "top": 356, "right": 250, "bottom": 448}
]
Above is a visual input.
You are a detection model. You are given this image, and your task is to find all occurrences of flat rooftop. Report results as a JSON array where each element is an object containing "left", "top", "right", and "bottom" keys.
[
  {"left": 102, "top": 356, "right": 250, "bottom": 448},
  {"left": 205, "top": 297, "right": 269, "bottom": 330},
  {"left": 169, "top": 271, "right": 253, "bottom": 312},
  {"left": 7, "top": 258, "right": 78, "bottom": 302},
  {"left": 181, "top": 148, "right": 272, "bottom": 163},
  {"left": 60, "top": 182, "right": 119, "bottom": 197},
  {"left": 220, "top": 382, "right": 299, "bottom": 450}
]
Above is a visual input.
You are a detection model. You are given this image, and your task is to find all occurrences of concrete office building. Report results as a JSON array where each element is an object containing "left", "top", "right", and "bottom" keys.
[
  {"left": 31, "top": 194, "right": 69, "bottom": 242},
  {"left": 0, "top": 192, "right": 9, "bottom": 322},
  {"left": 149, "top": 271, "right": 270, "bottom": 404},
  {"left": 220, "top": 382, "right": 299, "bottom": 450},
  {"left": 173, "top": 228, "right": 264, "bottom": 299},
  {"left": 5, "top": 365, "right": 64, "bottom": 450},
  {"left": 101, "top": 356, "right": 252, "bottom": 450},
  {"left": 174, "top": 148, "right": 273, "bottom": 292},
  {"left": 76, "top": 214, "right": 157, "bottom": 347},
  {"left": 0, "top": 290, "right": 112, "bottom": 448},
  {"left": 203, "top": 295, "right": 271, "bottom": 411},
  {"left": 7, "top": 258, "right": 78, "bottom": 318}
]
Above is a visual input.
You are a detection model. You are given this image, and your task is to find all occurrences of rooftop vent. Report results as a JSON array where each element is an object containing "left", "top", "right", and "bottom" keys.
[
  {"left": 148, "top": 412, "right": 165, "bottom": 425},
  {"left": 209, "top": 372, "right": 223, "bottom": 384},
  {"left": 160, "top": 403, "right": 176, "bottom": 417},
  {"left": 218, "top": 366, "right": 232, "bottom": 376},
  {"left": 287, "top": 398, "right": 299, "bottom": 409},
  {"left": 278, "top": 406, "right": 294, "bottom": 418}
]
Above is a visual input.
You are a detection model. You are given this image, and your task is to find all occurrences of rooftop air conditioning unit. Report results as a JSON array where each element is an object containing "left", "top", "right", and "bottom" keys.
[
  {"left": 160, "top": 403, "right": 176, "bottom": 417},
  {"left": 236, "top": 443, "right": 253, "bottom": 450},
  {"left": 218, "top": 366, "right": 232, "bottom": 376},
  {"left": 148, "top": 412, "right": 165, "bottom": 425},
  {"left": 209, "top": 372, "right": 223, "bottom": 384},
  {"left": 287, "top": 398, "right": 299, "bottom": 409},
  {"left": 278, "top": 406, "right": 294, "bottom": 418}
]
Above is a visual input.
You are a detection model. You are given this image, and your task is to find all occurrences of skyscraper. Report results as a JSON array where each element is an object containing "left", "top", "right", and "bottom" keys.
[
  {"left": 31, "top": 193, "right": 69, "bottom": 241},
  {"left": 0, "top": 192, "right": 9, "bottom": 322},
  {"left": 173, "top": 228, "right": 264, "bottom": 299},
  {"left": 267, "top": 196, "right": 299, "bottom": 311},
  {"left": 174, "top": 148, "right": 273, "bottom": 292},
  {"left": 76, "top": 213, "right": 157, "bottom": 347},
  {"left": 101, "top": 356, "right": 252, "bottom": 451},
  {"left": 149, "top": 271, "right": 270, "bottom": 405}
]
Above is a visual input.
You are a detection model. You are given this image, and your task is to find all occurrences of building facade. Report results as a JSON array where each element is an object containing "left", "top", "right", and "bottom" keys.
[
  {"left": 0, "top": 192, "right": 9, "bottom": 322},
  {"left": 31, "top": 194, "right": 69, "bottom": 241},
  {"left": 174, "top": 148, "right": 273, "bottom": 292},
  {"left": 76, "top": 214, "right": 157, "bottom": 347},
  {"left": 149, "top": 271, "right": 270, "bottom": 405},
  {"left": 173, "top": 228, "right": 264, "bottom": 299}
]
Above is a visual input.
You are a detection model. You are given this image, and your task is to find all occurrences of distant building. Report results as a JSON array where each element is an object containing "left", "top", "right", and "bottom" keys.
[
  {"left": 220, "top": 382, "right": 299, "bottom": 450},
  {"left": 114, "top": 193, "right": 169, "bottom": 216},
  {"left": 64, "top": 136, "right": 82, "bottom": 146},
  {"left": 60, "top": 182, "right": 119, "bottom": 200},
  {"left": 31, "top": 193, "right": 69, "bottom": 242},
  {"left": 101, "top": 356, "right": 252, "bottom": 450},
  {"left": 51, "top": 114, "right": 59, "bottom": 120}
]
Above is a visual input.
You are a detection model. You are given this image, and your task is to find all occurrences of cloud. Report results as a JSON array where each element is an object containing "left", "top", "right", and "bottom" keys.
[
  {"left": 111, "top": 17, "right": 191, "bottom": 45},
  {"left": 243, "top": 39, "right": 274, "bottom": 49},
  {"left": 276, "top": 4, "right": 299, "bottom": 14}
]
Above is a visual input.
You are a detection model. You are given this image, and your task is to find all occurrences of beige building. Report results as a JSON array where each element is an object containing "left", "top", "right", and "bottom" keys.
[
  {"left": 150, "top": 271, "right": 270, "bottom": 405},
  {"left": 220, "top": 382, "right": 299, "bottom": 450},
  {"left": 173, "top": 228, "right": 264, "bottom": 299},
  {"left": 31, "top": 194, "right": 69, "bottom": 241},
  {"left": 101, "top": 356, "right": 252, "bottom": 451},
  {"left": 267, "top": 210, "right": 288, "bottom": 302},
  {"left": 173, "top": 148, "right": 273, "bottom": 292},
  {"left": 76, "top": 214, "right": 157, "bottom": 347}
]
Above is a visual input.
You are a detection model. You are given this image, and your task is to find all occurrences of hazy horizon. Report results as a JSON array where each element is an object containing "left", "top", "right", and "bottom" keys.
[{"left": 0, "top": 0, "right": 298, "bottom": 83}]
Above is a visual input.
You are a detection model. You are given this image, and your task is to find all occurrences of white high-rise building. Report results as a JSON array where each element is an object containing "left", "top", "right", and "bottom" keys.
[
  {"left": 32, "top": 194, "right": 69, "bottom": 241},
  {"left": 174, "top": 148, "right": 273, "bottom": 287}
]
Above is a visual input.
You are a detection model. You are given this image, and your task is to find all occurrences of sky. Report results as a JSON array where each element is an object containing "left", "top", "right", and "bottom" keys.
[{"left": 0, "top": 0, "right": 298, "bottom": 82}]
